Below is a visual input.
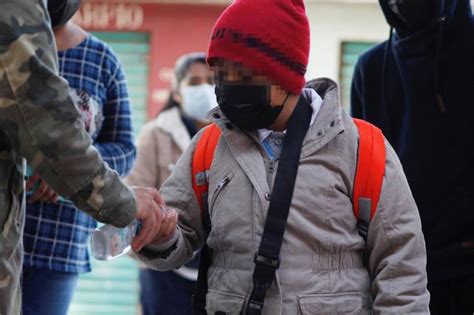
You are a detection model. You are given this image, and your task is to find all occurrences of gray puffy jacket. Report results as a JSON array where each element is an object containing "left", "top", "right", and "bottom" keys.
[{"left": 137, "top": 79, "right": 430, "bottom": 314}]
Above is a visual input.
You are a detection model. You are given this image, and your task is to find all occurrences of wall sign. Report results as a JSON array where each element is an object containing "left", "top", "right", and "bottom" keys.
[{"left": 74, "top": 2, "right": 144, "bottom": 30}]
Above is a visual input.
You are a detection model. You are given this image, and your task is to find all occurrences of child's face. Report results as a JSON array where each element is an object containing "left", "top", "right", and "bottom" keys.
[
  {"left": 212, "top": 59, "right": 272, "bottom": 89},
  {"left": 212, "top": 58, "right": 288, "bottom": 108},
  {"left": 211, "top": 59, "right": 289, "bottom": 131}
]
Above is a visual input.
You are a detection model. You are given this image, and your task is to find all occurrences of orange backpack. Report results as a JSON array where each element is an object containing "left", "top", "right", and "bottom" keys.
[{"left": 191, "top": 118, "right": 386, "bottom": 240}]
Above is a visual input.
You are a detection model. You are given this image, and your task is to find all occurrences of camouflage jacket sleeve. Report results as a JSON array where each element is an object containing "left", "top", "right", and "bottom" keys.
[{"left": 0, "top": 0, "right": 136, "bottom": 227}]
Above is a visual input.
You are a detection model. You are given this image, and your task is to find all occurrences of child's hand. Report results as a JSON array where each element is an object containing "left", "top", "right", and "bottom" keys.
[{"left": 152, "top": 207, "right": 178, "bottom": 245}]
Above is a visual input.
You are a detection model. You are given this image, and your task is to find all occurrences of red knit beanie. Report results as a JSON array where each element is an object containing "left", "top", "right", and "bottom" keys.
[{"left": 207, "top": 0, "right": 310, "bottom": 95}]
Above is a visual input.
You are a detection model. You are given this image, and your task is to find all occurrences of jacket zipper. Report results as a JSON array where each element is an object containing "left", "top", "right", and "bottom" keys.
[
  {"left": 215, "top": 176, "right": 230, "bottom": 193},
  {"left": 268, "top": 160, "right": 275, "bottom": 174},
  {"left": 266, "top": 159, "right": 276, "bottom": 191},
  {"left": 210, "top": 176, "right": 231, "bottom": 209}
]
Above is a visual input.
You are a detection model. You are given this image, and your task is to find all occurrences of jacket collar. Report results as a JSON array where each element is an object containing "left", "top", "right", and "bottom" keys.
[
  {"left": 205, "top": 78, "right": 346, "bottom": 210},
  {"left": 153, "top": 107, "right": 191, "bottom": 152},
  {"left": 301, "top": 78, "right": 345, "bottom": 156}
]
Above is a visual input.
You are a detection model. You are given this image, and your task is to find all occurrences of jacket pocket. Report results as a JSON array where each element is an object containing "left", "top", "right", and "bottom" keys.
[
  {"left": 206, "top": 289, "right": 245, "bottom": 315},
  {"left": 298, "top": 292, "right": 362, "bottom": 315},
  {"left": 209, "top": 172, "right": 234, "bottom": 211}
]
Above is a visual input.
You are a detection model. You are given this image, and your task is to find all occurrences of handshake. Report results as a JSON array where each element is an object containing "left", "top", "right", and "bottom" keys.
[
  {"left": 130, "top": 187, "right": 179, "bottom": 252},
  {"left": 26, "top": 174, "right": 179, "bottom": 253}
]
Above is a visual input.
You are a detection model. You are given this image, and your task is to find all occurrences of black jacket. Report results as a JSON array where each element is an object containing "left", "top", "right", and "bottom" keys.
[{"left": 351, "top": 0, "right": 474, "bottom": 282}]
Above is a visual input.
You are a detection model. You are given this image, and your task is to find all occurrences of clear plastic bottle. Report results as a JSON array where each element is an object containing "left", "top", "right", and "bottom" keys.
[{"left": 90, "top": 219, "right": 141, "bottom": 261}]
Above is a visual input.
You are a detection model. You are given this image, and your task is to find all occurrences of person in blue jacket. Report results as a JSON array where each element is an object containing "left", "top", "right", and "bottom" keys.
[{"left": 351, "top": 1, "right": 474, "bottom": 314}]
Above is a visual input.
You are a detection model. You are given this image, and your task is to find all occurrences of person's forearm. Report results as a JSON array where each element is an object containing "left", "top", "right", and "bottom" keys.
[
  {"left": 0, "top": 0, "right": 136, "bottom": 227},
  {"left": 144, "top": 228, "right": 179, "bottom": 253},
  {"left": 134, "top": 228, "right": 191, "bottom": 271}
]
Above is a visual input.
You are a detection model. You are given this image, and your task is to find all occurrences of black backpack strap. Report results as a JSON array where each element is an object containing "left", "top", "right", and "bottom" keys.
[
  {"left": 246, "top": 93, "right": 313, "bottom": 315},
  {"left": 192, "top": 244, "right": 212, "bottom": 314},
  {"left": 192, "top": 201, "right": 212, "bottom": 315}
]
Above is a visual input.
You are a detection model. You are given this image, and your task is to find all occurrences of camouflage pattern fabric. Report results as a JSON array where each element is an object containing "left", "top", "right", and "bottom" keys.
[{"left": 0, "top": 1, "right": 137, "bottom": 314}]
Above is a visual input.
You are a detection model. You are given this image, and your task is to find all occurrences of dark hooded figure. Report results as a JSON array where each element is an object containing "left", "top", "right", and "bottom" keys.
[{"left": 351, "top": 0, "right": 474, "bottom": 314}]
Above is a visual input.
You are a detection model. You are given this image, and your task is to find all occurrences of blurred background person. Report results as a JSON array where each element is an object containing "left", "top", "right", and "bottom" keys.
[
  {"left": 351, "top": 0, "right": 474, "bottom": 314},
  {"left": 21, "top": 2, "right": 136, "bottom": 315},
  {"left": 125, "top": 52, "right": 217, "bottom": 315}
]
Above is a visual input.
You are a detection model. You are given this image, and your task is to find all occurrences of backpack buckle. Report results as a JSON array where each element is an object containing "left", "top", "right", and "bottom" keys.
[
  {"left": 253, "top": 252, "right": 280, "bottom": 269},
  {"left": 195, "top": 171, "right": 209, "bottom": 186},
  {"left": 246, "top": 299, "right": 264, "bottom": 314}
]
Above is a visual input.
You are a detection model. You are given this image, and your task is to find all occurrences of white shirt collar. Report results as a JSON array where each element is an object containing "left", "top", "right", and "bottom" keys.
[{"left": 257, "top": 89, "right": 323, "bottom": 141}]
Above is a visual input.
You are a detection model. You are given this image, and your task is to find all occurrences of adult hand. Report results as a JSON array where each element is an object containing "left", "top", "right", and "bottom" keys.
[
  {"left": 26, "top": 173, "right": 59, "bottom": 204},
  {"left": 130, "top": 186, "right": 165, "bottom": 252}
]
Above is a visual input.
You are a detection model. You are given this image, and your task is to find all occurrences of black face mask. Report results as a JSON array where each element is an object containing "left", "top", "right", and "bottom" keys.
[
  {"left": 216, "top": 84, "right": 287, "bottom": 131},
  {"left": 48, "top": 0, "right": 81, "bottom": 28},
  {"left": 387, "top": 0, "right": 435, "bottom": 32}
]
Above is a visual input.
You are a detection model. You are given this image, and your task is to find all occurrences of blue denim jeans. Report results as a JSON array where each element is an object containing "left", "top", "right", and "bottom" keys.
[
  {"left": 140, "top": 268, "right": 196, "bottom": 315},
  {"left": 22, "top": 266, "right": 79, "bottom": 315}
]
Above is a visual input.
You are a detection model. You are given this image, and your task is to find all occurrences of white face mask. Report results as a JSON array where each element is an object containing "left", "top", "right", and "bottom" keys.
[{"left": 180, "top": 84, "right": 218, "bottom": 122}]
